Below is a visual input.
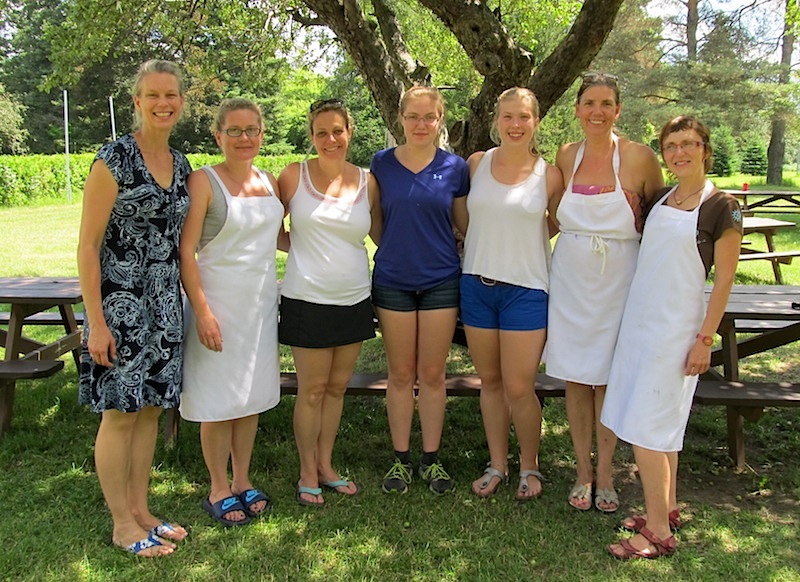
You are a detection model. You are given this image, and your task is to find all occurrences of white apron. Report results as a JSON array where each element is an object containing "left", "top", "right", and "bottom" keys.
[
  {"left": 546, "top": 134, "right": 640, "bottom": 385},
  {"left": 180, "top": 167, "right": 283, "bottom": 422},
  {"left": 601, "top": 180, "right": 714, "bottom": 452}
]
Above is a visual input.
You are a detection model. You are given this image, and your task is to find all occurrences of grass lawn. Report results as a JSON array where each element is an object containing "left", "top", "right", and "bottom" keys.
[{"left": 0, "top": 199, "right": 798, "bottom": 581}]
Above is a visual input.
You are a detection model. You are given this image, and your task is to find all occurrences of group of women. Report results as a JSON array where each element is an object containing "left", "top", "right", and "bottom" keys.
[{"left": 77, "top": 60, "right": 743, "bottom": 560}]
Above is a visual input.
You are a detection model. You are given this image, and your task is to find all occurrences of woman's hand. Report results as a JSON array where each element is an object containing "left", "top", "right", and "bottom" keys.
[
  {"left": 87, "top": 322, "right": 117, "bottom": 367},
  {"left": 196, "top": 311, "right": 223, "bottom": 352},
  {"left": 684, "top": 338, "right": 711, "bottom": 376}
]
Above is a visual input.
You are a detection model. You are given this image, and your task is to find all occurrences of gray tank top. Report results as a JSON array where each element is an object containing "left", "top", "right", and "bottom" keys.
[{"left": 198, "top": 166, "right": 228, "bottom": 249}]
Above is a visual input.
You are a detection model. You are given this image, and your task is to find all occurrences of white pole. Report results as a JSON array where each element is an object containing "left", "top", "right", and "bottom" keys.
[
  {"left": 63, "top": 89, "right": 72, "bottom": 203},
  {"left": 109, "top": 95, "right": 117, "bottom": 141}
]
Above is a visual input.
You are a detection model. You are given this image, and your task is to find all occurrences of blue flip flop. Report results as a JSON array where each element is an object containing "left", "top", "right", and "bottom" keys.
[
  {"left": 237, "top": 488, "right": 272, "bottom": 517},
  {"left": 148, "top": 521, "right": 188, "bottom": 541},
  {"left": 202, "top": 495, "right": 251, "bottom": 526},
  {"left": 322, "top": 479, "right": 361, "bottom": 496},
  {"left": 296, "top": 485, "right": 324, "bottom": 507},
  {"left": 124, "top": 533, "right": 167, "bottom": 556}
]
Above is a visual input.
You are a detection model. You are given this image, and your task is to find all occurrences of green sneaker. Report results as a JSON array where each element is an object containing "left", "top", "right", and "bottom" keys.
[
  {"left": 382, "top": 458, "right": 413, "bottom": 494},
  {"left": 419, "top": 461, "right": 454, "bottom": 495}
]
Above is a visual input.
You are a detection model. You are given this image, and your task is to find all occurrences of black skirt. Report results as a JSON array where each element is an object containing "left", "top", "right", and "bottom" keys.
[{"left": 278, "top": 296, "right": 376, "bottom": 348}]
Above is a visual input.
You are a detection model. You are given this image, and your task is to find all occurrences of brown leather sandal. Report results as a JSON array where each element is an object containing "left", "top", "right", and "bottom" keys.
[
  {"left": 622, "top": 508, "right": 682, "bottom": 533},
  {"left": 608, "top": 526, "right": 677, "bottom": 560}
]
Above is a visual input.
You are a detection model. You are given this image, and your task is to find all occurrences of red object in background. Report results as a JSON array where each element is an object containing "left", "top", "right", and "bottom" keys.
[{"left": 742, "top": 183, "right": 749, "bottom": 191}]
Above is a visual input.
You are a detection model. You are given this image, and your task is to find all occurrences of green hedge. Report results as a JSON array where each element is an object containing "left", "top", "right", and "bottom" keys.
[{"left": 0, "top": 152, "right": 304, "bottom": 207}]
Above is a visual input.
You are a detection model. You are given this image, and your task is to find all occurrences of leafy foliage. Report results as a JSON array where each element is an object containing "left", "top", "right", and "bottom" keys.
[
  {"left": 711, "top": 125, "right": 738, "bottom": 177},
  {"left": 0, "top": 84, "right": 28, "bottom": 154}
]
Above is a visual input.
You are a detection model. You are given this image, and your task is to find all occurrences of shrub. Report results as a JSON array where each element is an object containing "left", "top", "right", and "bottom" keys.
[
  {"left": 740, "top": 141, "right": 768, "bottom": 175},
  {"left": 711, "top": 125, "right": 738, "bottom": 177}
]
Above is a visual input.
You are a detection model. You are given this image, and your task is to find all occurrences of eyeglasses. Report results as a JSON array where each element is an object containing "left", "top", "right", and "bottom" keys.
[
  {"left": 310, "top": 98, "right": 345, "bottom": 113},
  {"left": 663, "top": 140, "right": 705, "bottom": 154},
  {"left": 402, "top": 114, "right": 440, "bottom": 125},
  {"left": 224, "top": 127, "right": 262, "bottom": 137}
]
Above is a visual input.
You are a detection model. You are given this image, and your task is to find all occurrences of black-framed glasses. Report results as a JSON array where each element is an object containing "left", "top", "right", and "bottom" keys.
[
  {"left": 224, "top": 126, "right": 262, "bottom": 137},
  {"left": 310, "top": 98, "right": 345, "bottom": 113}
]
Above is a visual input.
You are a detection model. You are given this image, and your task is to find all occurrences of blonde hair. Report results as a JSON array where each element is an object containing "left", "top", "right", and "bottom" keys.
[
  {"left": 212, "top": 98, "right": 262, "bottom": 133},
  {"left": 489, "top": 87, "right": 540, "bottom": 157},
  {"left": 131, "top": 60, "right": 184, "bottom": 129},
  {"left": 399, "top": 85, "right": 448, "bottom": 149}
]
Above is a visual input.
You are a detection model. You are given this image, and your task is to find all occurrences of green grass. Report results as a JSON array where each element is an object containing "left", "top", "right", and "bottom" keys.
[{"left": 1, "top": 202, "right": 799, "bottom": 581}]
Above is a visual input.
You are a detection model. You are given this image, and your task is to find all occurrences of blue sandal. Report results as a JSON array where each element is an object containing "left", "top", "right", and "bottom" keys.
[
  {"left": 202, "top": 495, "right": 251, "bottom": 526},
  {"left": 148, "top": 521, "right": 187, "bottom": 541},
  {"left": 237, "top": 488, "right": 272, "bottom": 517},
  {"left": 124, "top": 533, "right": 168, "bottom": 556},
  {"left": 321, "top": 479, "right": 361, "bottom": 496}
]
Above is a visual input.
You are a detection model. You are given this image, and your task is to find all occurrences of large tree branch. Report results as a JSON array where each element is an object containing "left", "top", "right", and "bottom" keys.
[
  {"left": 300, "top": 0, "right": 405, "bottom": 141},
  {"left": 531, "top": 0, "right": 625, "bottom": 117},
  {"left": 373, "top": 0, "right": 430, "bottom": 86}
]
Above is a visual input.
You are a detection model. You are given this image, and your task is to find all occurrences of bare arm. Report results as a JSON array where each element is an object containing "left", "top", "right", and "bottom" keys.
[
  {"left": 367, "top": 172, "right": 383, "bottom": 246},
  {"left": 684, "top": 227, "right": 742, "bottom": 375},
  {"left": 179, "top": 170, "right": 222, "bottom": 352},
  {"left": 637, "top": 144, "right": 666, "bottom": 204},
  {"left": 545, "top": 163, "right": 564, "bottom": 238},
  {"left": 76, "top": 160, "right": 118, "bottom": 367},
  {"left": 264, "top": 171, "right": 290, "bottom": 253},
  {"left": 550, "top": 143, "right": 576, "bottom": 230}
]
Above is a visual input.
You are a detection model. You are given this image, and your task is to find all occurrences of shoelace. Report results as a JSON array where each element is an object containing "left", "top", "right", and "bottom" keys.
[
  {"left": 386, "top": 461, "right": 411, "bottom": 482},
  {"left": 422, "top": 462, "right": 451, "bottom": 482}
]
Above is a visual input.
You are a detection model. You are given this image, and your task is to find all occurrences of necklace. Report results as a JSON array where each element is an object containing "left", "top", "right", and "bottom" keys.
[{"left": 673, "top": 184, "right": 704, "bottom": 205}]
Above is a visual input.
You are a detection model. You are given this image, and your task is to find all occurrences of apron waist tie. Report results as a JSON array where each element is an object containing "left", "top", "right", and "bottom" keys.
[{"left": 590, "top": 234, "right": 609, "bottom": 275}]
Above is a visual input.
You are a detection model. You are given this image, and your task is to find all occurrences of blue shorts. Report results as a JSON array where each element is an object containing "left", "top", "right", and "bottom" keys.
[
  {"left": 459, "top": 274, "right": 548, "bottom": 331},
  {"left": 372, "top": 276, "right": 460, "bottom": 312}
]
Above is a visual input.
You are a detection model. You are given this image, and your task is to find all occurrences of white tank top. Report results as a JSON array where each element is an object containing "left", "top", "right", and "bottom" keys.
[
  {"left": 281, "top": 161, "right": 372, "bottom": 305},
  {"left": 462, "top": 149, "right": 551, "bottom": 291}
]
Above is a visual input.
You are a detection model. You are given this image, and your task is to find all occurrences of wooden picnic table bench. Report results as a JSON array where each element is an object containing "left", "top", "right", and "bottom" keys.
[{"left": 740, "top": 216, "right": 798, "bottom": 284}]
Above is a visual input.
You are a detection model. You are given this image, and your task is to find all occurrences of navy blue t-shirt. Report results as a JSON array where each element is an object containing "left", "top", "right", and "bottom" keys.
[{"left": 370, "top": 147, "right": 469, "bottom": 290}]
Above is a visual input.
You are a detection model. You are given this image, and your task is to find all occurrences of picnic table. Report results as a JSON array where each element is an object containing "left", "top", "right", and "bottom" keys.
[
  {"left": 700, "top": 284, "right": 800, "bottom": 468},
  {"left": 739, "top": 216, "right": 798, "bottom": 284},
  {"left": 730, "top": 189, "right": 800, "bottom": 213},
  {"left": 0, "top": 276, "right": 83, "bottom": 434}
]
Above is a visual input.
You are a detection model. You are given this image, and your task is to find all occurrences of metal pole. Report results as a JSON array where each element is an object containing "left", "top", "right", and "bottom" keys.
[
  {"left": 63, "top": 89, "right": 72, "bottom": 203},
  {"left": 109, "top": 95, "right": 117, "bottom": 141}
]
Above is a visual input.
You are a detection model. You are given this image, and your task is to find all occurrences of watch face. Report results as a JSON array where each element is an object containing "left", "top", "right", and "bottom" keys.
[{"left": 702, "top": 336, "right": 713, "bottom": 346}]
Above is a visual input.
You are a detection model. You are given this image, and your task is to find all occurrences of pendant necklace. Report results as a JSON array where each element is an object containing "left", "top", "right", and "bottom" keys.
[{"left": 673, "top": 184, "right": 704, "bottom": 206}]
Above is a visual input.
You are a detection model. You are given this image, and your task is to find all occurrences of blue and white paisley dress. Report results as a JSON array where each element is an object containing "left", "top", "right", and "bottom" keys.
[{"left": 79, "top": 133, "right": 191, "bottom": 413}]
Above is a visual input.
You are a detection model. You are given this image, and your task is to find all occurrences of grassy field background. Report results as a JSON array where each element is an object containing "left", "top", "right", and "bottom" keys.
[{"left": 0, "top": 178, "right": 798, "bottom": 581}]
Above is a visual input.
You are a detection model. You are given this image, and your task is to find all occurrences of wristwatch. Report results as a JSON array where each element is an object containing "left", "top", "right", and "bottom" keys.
[{"left": 696, "top": 334, "right": 713, "bottom": 346}]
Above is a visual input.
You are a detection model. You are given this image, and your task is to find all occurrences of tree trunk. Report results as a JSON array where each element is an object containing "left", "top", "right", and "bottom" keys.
[
  {"left": 767, "top": 0, "right": 794, "bottom": 185},
  {"left": 300, "top": 0, "right": 623, "bottom": 158},
  {"left": 687, "top": 0, "right": 698, "bottom": 63}
]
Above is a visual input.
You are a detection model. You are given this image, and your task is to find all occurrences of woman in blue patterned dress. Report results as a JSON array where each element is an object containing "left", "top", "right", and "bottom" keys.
[{"left": 77, "top": 60, "right": 191, "bottom": 557}]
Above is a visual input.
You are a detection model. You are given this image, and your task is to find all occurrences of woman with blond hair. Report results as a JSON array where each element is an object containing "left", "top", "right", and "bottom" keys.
[
  {"left": 370, "top": 86, "right": 469, "bottom": 496},
  {"left": 78, "top": 60, "right": 190, "bottom": 556},
  {"left": 180, "top": 98, "right": 287, "bottom": 526},
  {"left": 461, "top": 87, "right": 562, "bottom": 501}
]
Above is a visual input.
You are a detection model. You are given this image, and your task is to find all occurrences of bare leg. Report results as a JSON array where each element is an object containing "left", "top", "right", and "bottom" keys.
[
  {"left": 565, "top": 381, "right": 595, "bottom": 509},
  {"left": 376, "top": 307, "right": 418, "bottom": 452},
  {"left": 316, "top": 342, "right": 362, "bottom": 494},
  {"left": 500, "top": 329, "right": 546, "bottom": 499},
  {"left": 200, "top": 419, "right": 246, "bottom": 523},
  {"left": 292, "top": 346, "right": 335, "bottom": 505},
  {"left": 593, "top": 385, "right": 619, "bottom": 511},
  {"left": 96, "top": 408, "right": 173, "bottom": 556},
  {"left": 230, "top": 414, "right": 266, "bottom": 514},
  {"left": 416, "top": 307, "right": 458, "bottom": 453},
  {"left": 610, "top": 445, "right": 674, "bottom": 556},
  {"left": 465, "top": 325, "right": 509, "bottom": 495}
]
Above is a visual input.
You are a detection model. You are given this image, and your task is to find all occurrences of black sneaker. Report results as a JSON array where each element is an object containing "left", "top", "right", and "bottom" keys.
[
  {"left": 382, "top": 458, "right": 413, "bottom": 494},
  {"left": 419, "top": 461, "right": 454, "bottom": 495}
]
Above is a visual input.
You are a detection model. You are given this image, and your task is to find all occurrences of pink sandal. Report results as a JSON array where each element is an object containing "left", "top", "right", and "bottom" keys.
[{"left": 608, "top": 527, "right": 677, "bottom": 560}]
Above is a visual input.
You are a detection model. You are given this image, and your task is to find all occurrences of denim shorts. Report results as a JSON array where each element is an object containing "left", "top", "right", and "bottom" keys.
[
  {"left": 371, "top": 276, "right": 460, "bottom": 312},
  {"left": 459, "top": 274, "right": 548, "bottom": 331}
]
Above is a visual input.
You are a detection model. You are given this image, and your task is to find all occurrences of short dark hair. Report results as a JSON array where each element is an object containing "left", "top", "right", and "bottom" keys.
[{"left": 659, "top": 115, "right": 714, "bottom": 173}]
